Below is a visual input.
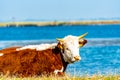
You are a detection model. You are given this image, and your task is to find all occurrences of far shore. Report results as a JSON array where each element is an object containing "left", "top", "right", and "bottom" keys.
[{"left": 0, "top": 20, "right": 120, "bottom": 27}]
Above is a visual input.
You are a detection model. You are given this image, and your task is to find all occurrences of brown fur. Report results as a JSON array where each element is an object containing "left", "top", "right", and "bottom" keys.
[
  {"left": 0, "top": 46, "right": 68, "bottom": 77},
  {"left": 0, "top": 47, "right": 20, "bottom": 54}
]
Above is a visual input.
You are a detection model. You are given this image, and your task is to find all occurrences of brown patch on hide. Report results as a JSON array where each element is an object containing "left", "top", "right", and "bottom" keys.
[{"left": 0, "top": 46, "right": 68, "bottom": 77}]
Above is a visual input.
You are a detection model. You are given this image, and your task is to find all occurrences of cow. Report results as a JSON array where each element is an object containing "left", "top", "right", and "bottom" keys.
[{"left": 0, "top": 33, "right": 88, "bottom": 77}]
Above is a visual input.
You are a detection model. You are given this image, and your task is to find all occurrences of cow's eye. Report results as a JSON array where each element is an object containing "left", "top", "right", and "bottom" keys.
[{"left": 66, "top": 48, "right": 69, "bottom": 50}]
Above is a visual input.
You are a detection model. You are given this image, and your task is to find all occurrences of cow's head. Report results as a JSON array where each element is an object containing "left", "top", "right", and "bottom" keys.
[{"left": 57, "top": 32, "right": 88, "bottom": 63}]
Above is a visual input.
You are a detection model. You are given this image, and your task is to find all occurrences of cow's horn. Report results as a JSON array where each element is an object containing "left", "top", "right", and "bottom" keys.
[
  {"left": 79, "top": 32, "right": 88, "bottom": 38},
  {"left": 56, "top": 38, "right": 64, "bottom": 42}
]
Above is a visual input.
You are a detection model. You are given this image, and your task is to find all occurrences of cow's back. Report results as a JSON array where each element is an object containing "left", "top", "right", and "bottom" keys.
[{"left": 0, "top": 47, "right": 63, "bottom": 77}]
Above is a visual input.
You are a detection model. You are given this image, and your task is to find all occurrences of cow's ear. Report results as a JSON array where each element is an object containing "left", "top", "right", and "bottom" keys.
[
  {"left": 57, "top": 42, "right": 63, "bottom": 50},
  {"left": 56, "top": 38, "right": 64, "bottom": 49},
  {"left": 79, "top": 39, "right": 87, "bottom": 47}
]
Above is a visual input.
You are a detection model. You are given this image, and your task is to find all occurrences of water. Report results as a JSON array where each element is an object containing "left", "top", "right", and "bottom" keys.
[
  {"left": 0, "top": 25, "right": 120, "bottom": 40},
  {"left": 0, "top": 25, "right": 120, "bottom": 76}
]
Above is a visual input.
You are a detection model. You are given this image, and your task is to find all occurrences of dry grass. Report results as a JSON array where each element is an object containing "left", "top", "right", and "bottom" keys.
[
  {"left": 0, "top": 74, "right": 119, "bottom": 80},
  {"left": 1, "top": 20, "right": 120, "bottom": 27}
]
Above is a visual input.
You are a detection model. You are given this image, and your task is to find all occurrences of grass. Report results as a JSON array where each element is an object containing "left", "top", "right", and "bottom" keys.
[{"left": 0, "top": 74, "right": 119, "bottom": 80}]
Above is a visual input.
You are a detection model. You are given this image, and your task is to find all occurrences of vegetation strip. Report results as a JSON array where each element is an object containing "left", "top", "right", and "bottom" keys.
[
  {"left": 0, "top": 20, "right": 120, "bottom": 27},
  {"left": 0, "top": 75, "right": 119, "bottom": 80}
]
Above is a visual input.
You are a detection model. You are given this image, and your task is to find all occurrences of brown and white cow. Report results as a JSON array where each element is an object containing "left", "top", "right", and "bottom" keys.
[{"left": 0, "top": 33, "right": 87, "bottom": 77}]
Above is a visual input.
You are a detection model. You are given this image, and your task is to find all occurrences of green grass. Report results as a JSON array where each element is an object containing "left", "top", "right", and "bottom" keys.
[{"left": 0, "top": 74, "right": 119, "bottom": 80}]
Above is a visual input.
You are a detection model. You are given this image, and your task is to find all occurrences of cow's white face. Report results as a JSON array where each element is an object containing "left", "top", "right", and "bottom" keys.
[
  {"left": 57, "top": 35, "right": 87, "bottom": 63},
  {"left": 62, "top": 36, "right": 80, "bottom": 63}
]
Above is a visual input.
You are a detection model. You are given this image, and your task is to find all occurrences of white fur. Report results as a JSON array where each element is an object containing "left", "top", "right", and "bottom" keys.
[
  {"left": 54, "top": 67, "right": 64, "bottom": 75},
  {"left": 0, "top": 53, "right": 4, "bottom": 56},
  {"left": 61, "top": 35, "right": 81, "bottom": 63},
  {"left": 16, "top": 43, "right": 57, "bottom": 51}
]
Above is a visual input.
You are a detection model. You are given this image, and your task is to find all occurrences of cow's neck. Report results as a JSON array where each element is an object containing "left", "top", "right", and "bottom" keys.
[
  {"left": 60, "top": 51, "right": 68, "bottom": 72},
  {"left": 52, "top": 46, "right": 68, "bottom": 72}
]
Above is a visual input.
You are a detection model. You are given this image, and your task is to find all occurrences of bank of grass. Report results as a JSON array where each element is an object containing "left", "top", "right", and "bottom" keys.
[
  {"left": 0, "top": 74, "right": 119, "bottom": 80},
  {"left": 0, "top": 20, "right": 120, "bottom": 27}
]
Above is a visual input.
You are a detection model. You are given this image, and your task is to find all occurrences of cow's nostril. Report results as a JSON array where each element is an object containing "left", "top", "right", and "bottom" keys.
[{"left": 74, "top": 56, "right": 80, "bottom": 61}]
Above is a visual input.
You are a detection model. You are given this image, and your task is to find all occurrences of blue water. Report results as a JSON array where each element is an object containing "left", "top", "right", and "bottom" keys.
[
  {"left": 0, "top": 25, "right": 120, "bottom": 40},
  {"left": 0, "top": 25, "right": 120, "bottom": 76}
]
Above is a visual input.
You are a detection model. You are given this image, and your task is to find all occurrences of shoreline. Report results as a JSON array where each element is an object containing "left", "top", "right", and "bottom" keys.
[{"left": 0, "top": 20, "right": 120, "bottom": 27}]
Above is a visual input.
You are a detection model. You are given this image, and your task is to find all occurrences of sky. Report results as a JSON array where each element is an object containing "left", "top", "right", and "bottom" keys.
[{"left": 0, "top": 0, "right": 120, "bottom": 21}]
